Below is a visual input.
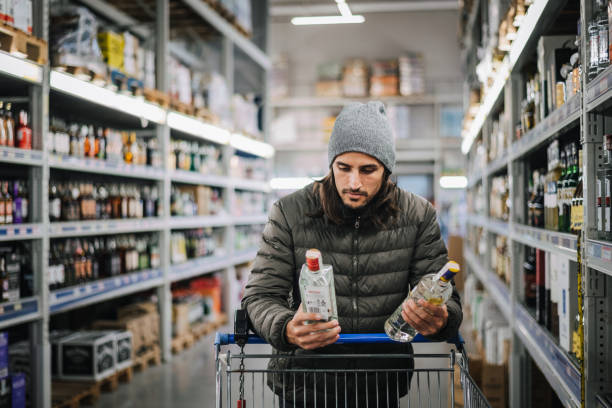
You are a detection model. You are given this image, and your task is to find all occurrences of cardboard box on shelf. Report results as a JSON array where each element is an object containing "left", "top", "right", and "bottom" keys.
[
  {"left": 172, "top": 303, "right": 191, "bottom": 337},
  {"left": 481, "top": 362, "right": 507, "bottom": 408}
]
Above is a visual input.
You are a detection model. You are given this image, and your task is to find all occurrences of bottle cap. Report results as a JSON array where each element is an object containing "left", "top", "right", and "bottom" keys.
[
  {"left": 437, "top": 261, "right": 460, "bottom": 282},
  {"left": 306, "top": 248, "right": 321, "bottom": 271}
]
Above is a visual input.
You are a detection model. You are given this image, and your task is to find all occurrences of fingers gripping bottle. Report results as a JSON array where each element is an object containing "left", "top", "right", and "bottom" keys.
[
  {"left": 299, "top": 249, "right": 338, "bottom": 323},
  {"left": 384, "top": 261, "right": 460, "bottom": 342}
]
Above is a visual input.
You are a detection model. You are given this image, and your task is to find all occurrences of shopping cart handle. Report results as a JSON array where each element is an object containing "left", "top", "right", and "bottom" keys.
[{"left": 214, "top": 332, "right": 464, "bottom": 347}]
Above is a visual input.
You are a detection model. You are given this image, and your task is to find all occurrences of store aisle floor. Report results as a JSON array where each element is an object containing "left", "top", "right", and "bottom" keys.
[{"left": 94, "top": 327, "right": 455, "bottom": 408}]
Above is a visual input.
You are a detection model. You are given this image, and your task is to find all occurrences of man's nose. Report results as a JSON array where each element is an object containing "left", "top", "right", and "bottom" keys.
[{"left": 348, "top": 171, "right": 362, "bottom": 190}]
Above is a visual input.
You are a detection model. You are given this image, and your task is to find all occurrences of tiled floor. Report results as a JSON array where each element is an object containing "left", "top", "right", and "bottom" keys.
[{"left": 95, "top": 328, "right": 458, "bottom": 408}]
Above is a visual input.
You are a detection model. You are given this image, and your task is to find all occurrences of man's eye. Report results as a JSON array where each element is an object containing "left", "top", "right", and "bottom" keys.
[
  {"left": 361, "top": 169, "right": 375, "bottom": 174},
  {"left": 339, "top": 166, "right": 350, "bottom": 172}
]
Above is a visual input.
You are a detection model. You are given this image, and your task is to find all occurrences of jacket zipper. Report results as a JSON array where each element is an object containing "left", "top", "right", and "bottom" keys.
[{"left": 352, "top": 216, "right": 360, "bottom": 330}]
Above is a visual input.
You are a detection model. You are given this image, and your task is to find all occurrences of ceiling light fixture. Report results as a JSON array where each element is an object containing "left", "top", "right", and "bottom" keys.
[{"left": 291, "top": 0, "right": 364, "bottom": 25}]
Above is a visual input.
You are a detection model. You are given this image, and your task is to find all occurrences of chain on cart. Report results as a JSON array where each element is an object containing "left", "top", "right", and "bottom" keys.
[{"left": 215, "top": 311, "right": 491, "bottom": 408}]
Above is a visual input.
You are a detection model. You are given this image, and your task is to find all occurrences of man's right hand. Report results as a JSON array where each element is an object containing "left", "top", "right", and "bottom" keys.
[{"left": 286, "top": 304, "right": 341, "bottom": 350}]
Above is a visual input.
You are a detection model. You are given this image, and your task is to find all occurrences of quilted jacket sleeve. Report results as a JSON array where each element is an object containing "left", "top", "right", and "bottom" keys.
[
  {"left": 241, "top": 201, "right": 299, "bottom": 352},
  {"left": 408, "top": 201, "right": 463, "bottom": 342}
]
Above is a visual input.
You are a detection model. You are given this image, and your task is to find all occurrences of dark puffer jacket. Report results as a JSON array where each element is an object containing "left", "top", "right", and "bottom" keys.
[{"left": 241, "top": 183, "right": 462, "bottom": 405}]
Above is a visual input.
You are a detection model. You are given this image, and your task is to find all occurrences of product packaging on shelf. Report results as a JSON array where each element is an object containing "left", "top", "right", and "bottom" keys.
[
  {"left": 11, "top": 373, "right": 25, "bottom": 408},
  {"left": 58, "top": 331, "right": 116, "bottom": 381},
  {"left": 12, "top": 0, "right": 32, "bottom": 34},
  {"left": 0, "top": 374, "right": 10, "bottom": 408},
  {"left": 0, "top": 332, "right": 8, "bottom": 379}
]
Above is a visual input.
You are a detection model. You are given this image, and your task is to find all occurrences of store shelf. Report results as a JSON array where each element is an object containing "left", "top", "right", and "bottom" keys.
[
  {"left": 169, "top": 253, "right": 232, "bottom": 282},
  {"left": 0, "top": 297, "right": 40, "bottom": 330},
  {"left": 167, "top": 111, "right": 231, "bottom": 145},
  {"left": 230, "top": 133, "right": 275, "bottom": 159},
  {"left": 585, "top": 239, "right": 612, "bottom": 277},
  {"left": 231, "top": 178, "right": 271, "bottom": 192},
  {"left": 510, "top": 94, "right": 581, "bottom": 160},
  {"left": 0, "top": 50, "right": 43, "bottom": 84},
  {"left": 464, "top": 248, "right": 512, "bottom": 321},
  {"left": 468, "top": 215, "right": 510, "bottom": 237},
  {"left": 233, "top": 214, "right": 268, "bottom": 226},
  {"left": 485, "top": 156, "right": 509, "bottom": 177},
  {"left": 181, "top": 0, "right": 271, "bottom": 70},
  {"left": 512, "top": 224, "right": 578, "bottom": 261},
  {"left": 0, "top": 146, "right": 43, "bottom": 166},
  {"left": 49, "top": 269, "right": 164, "bottom": 314},
  {"left": 232, "top": 248, "right": 259, "bottom": 265},
  {"left": 50, "top": 70, "right": 167, "bottom": 124},
  {"left": 170, "top": 215, "right": 233, "bottom": 229},
  {"left": 49, "top": 218, "right": 165, "bottom": 238},
  {"left": 462, "top": 0, "right": 565, "bottom": 154},
  {"left": 269, "top": 94, "right": 457, "bottom": 109},
  {"left": 465, "top": 247, "right": 581, "bottom": 406},
  {"left": 514, "top": 303, "right": 581, "bottom": 406},
  {"left": 170, "top": 170, "right": 229, "bottom": 188},
  {"left": 0, "top": 223, "right": 44, "bottom": 242},
  {"left": 586, "top": 64, "right": 612, "bottom": 112},
  {"left": 49, "top": 154, "right": 165, "bottom": 180},
  {"left": 466, "top": 169, "right": 484, "bottom": 189}
]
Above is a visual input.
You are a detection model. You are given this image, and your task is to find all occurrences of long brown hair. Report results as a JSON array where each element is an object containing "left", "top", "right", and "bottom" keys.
[{"left": 310, "top": 170, "right": 400, "bottom": 228}]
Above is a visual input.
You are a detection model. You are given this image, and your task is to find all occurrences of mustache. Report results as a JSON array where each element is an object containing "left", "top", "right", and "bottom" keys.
[{"left": 342, "top": 189, "right": 367, "bottom": 197}]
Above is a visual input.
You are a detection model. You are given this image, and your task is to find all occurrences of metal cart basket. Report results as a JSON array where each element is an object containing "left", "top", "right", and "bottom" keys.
[{"left": 215, "top": 331, "right": 490, "bottom": 408}]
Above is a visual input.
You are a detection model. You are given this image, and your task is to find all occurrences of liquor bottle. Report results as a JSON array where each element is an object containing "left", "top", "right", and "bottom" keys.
[
  {"left": 385, "top": 261, "right": 459, "bottom": 342},
  {"left": 95, "top": 127, "right": 106, "bottom": 160},
  {"left": 299, "top": 249, "right": 338, "bottom": 326},
  {"left": 120, "top": 185, "right": 129, "bottom": 219},
  {"left": 3, "top": 182, "right": 12, "bottom": 225},
  {"left": 15, "top": 111, "right": 31, "bottom": 150},
  {"left": 149, "top": 236, "right": 161, "bottom": 269},
  {"left": 597, "top": 0, "right": 610, "bottom": 73},
  {"left": 564, "top": 144, "right": 579, "bottom": 233},
  {"left": 545, "top": 140, "right": 562, "bottom": 231},
  {"left": 49, "top": 181, "right": 62, "bottom": 222},
  {"left": 4, "top": 103, "right": 15, "bottom": 148},
  {"left": 557, "top": 149, "right": 568, "bottom": 231},
  {"left": 527, "top": 172, "right": 536, "bottom": 226},
  {"left": 0, "top": 102, "right": 7, "bottom": 146},
  {"left": 533, "top": 174, "right": 545, "bottom": 228},
  {"left": 589, "top": 7, "right": 601, "bottom": 80},
  {"left": 12, "top": 181, "right": 26, "bottom": 224},
  {"left": 571, "top": 148, "right": 584, "bottom": 234},
  {"left": 523, "top": 247, "right": 537, "bottom": 308},
  {"left": 535, "top": 249, "right": 546, "bottom": 325}
]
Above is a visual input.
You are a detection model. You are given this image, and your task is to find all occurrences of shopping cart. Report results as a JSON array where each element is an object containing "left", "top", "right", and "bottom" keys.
[{"left": 215, "top": 313, "right": 489, "bottom": 408}]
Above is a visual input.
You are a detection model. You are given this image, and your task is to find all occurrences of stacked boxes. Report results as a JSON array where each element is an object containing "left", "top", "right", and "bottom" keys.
[
  {"left": 370, "top": 59, "right": 399, "bottom": 97},
  {"left": 316, "top": 62, "right": 343, "bottom": 97},
  {"left": 97, "top": 31, "right": 124, "bottom": 71},
  {"left": 58, "top": 331, "right": 116, "bottom": 381},
  {"left": 342, "top": 59, "right": 368, "bottom": 97},
  {"left": 399, "top": 53, "right": 425, "bottom": 95}
]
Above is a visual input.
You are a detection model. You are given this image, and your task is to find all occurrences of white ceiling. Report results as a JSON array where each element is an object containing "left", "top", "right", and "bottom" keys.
[{"left": 269, "top": 0, "right": 458, "bottom": 16}]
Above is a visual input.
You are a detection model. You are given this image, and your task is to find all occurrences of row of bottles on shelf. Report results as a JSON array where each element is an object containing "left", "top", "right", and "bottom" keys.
[
  {"left": 523, "top": 246, "right": 578, "bottom": 355},
  {"left": 170, "top": 185, "right": 224, "bottom": 217},
  {"left": 596, "top": 133, "right": 612, "bottom": 240},
  {"left": 489, "top": 174, "right": 510, "bottom": 221},
  {"left": 49, "top": 117, "right": 162, "bottom": 167},
  {"left": 48, "top": 234, "right": 161, "bottom": 291},
  {"left": 168, "top": 139, "right": 223, "bottom": 175},
  {"left": 0, "top": 243, "right": 32, "bottom": 304},
  {"left": 487, "top": 111, "right": 508, "bottom": 163},
  {"left": 0, "top": 180, "right": 28, "bottom": 225},
  {"left": 528, "top": 140, "right": 583, "bottom": 234},
  {"left": 170, "top": 228, "right": 219, "bottom": 265},
  {"left": 229, "top": 155, "right": 267, "bottom": 181},
  {"left": 0, "top": 103, "right": 32, "bottom": 150},
  {"left": 49, "top": 180, "right": 160, "bottom": 222}
]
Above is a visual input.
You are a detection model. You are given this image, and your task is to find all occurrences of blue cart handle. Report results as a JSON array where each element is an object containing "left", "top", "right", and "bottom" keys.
[{"left": 215, "top": 332, "right": 464, "bottom": 347}]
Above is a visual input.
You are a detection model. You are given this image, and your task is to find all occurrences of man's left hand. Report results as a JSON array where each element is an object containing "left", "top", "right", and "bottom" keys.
[{"left": 401, "top": 299, "right": 448, "bottom": 336}]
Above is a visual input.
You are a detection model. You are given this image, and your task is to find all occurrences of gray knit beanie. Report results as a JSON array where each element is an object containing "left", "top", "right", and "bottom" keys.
[{"left": 328, "top": 101, "right": 395, "bottom": 173}]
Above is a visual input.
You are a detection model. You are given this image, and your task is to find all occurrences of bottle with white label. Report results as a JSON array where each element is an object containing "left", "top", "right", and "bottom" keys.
[
  {"left": 299, "top": 248, "right": 338, "bottom": 323},
  {"left": 384, "top": 261, "right": 459, "bottom": 342}
]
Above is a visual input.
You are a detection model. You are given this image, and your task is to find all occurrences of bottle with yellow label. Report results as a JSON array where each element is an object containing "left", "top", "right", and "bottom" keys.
[{"left": 384, "top": 261, "right": 459, "bottom": 342}]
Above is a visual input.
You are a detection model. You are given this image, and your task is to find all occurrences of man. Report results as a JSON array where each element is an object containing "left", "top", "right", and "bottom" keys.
[{"left": 242, "top": 101, "right": 462, "bottom": 406}]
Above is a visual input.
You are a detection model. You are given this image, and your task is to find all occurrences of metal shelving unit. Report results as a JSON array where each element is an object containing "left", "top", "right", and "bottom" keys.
[
  {"left": 462, "top": 1, "right": 612, "bottom": 407},
  {"left": 0, "top": 0, "right": 271, "bottom": 406}
]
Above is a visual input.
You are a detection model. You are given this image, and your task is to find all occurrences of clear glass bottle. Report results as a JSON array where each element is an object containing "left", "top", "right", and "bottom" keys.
[
  {"left": 299, "top": 248, "right": 338, "bottom": 323},
  {"left": 603, "top": 134, "right": 612, "bottom": 240},
  {"left": 384, "top": 261, "right": 460, "bottom": 342}
]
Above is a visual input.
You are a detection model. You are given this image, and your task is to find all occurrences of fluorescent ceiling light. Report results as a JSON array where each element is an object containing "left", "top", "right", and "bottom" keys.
[
  {"left": 439, "top": 176, "right": 467, "bottom": 189},
  {"left": 270, "top": 177, "right": 323, "bottom": 190},
  {"left": 0, "top": 51, "right": 43, "bottom": 83},
  {"left": 230, "top": 133, "right": 275, "bottom": 158},
  {"left": 337, "top": 2, "right": 352, "bottom": 16},
  {"left": 50, "top": 70, "right": 166, "bottom": 124},
  {"left": 291, "top": 15, "right": 365, "bottom": 25},
  {"left": 167, "top": 112, "right": 231, "bottom": 145}
]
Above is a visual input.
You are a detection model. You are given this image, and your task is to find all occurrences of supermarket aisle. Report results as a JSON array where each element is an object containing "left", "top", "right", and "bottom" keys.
[{"left": 94, "top": 327, "right": 454, "bottom": 408}]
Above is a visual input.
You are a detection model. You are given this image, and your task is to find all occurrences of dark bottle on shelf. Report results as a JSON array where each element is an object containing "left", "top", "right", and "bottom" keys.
[
  {"left": 533, "top": 174, "right": 545, "bottom": 228},
  {"left": 523, "top": 247, "right": 537, "bottom": 308},
  {"left": 564, "top": 143, "right": 578, "bottom": 233},
  {"left": 110, "top": 184, "right": 121, "bottom": 219},
  {"left": 12, "top": 181, "right": 26, "bottom": 224},
  {"left": 3, "top": 181, "right": 13, "bottom": 225},
  {"left": 571, "top": 148, "right": 584, "bottom": 234},
  {"left": 535, "top": 249, "right": 546, "bottom": 325},
  {"left": 0, "top": 102, "right": 7, "bottom": 146},
  {"left": 16, "top": 111, "right": 31, "bottom": 150},
  {"left": 557, "top": 149, "right": 567, "bottom": 232},
  {"left": 96, "top": 127, "right": 106, "bottom": 160}
]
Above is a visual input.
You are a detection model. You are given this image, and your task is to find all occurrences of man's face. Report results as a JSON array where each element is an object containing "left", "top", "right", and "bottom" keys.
[{"left": 332, "top": 151, "right": 385, "bottom": 210}]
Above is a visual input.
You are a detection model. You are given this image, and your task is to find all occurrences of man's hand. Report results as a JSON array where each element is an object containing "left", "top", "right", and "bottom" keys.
[
  {"left": 286, "top": 304, "right": 341, "bottom": 350},
  {"left": 401, "top": 299, "right": 448, "bottom": 336}
]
